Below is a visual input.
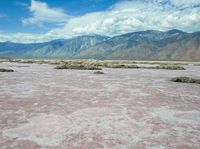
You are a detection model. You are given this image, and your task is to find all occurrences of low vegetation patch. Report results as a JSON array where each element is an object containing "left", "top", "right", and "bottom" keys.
[
  {"left": 7, "top": 59, "right": 60, "bottom": 65},
  {"left": 54, "top": 61, "right": 186, "bottom": 70},
  {"left": 9, "top": 59, "right": 34, "bottom": 64},
  {"left": 90, "top": 60, "right": 137, "bottom": 68},
  {"left": 2, "top": 59, "right": 189, "bottom": 71},
  {"left": 94, "top": 71, "right": 104, "bottom": 74},
  {"left": 55, "top": 62, "right": 102, "bottom": 70},
  {"left": 194, "top": 64, "right": 200, "bottom": 66},
  {"left": 105, "top": 64, "right": 139, "bottom": 69},
  {"left": 139, "top": 64, "right": 185, "bottom": 70},
  {"left": 0, "top": 68, "right": 14, "bottom": 72},
  {"left": 136, "top": 61, "right": 189, "bottom": 65},
  {"left": 171, "top": 77, "right": 200, "bottom": 84},
  {"left": 54, "top": 60, "right": 140, "bottom": 70},
  {"left": 155, "top": 64, "right": 185, "bottom": 70}
]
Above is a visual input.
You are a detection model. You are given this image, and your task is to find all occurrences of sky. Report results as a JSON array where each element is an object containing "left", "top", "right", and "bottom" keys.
[{"left": 0, "top": 0, "right": 200, "bottom": 43}]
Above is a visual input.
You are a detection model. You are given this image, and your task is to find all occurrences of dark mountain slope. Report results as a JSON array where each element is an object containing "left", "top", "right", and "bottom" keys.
[
  {"left": 77, "top": 30, "right": 200, "bottom": 60},
  {"left": 0, "top": 35, "right": 109, "bottom": 58},
  {"left": 0, "top": 30, "right": 199, "bottom": 61}
]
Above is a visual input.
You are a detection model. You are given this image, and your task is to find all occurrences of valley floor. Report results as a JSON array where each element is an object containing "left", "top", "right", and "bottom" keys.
[{"left": 0, "top": 62, "right": 200, "bottom": 149}]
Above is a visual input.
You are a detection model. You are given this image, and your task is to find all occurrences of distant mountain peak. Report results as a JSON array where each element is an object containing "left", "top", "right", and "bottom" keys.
[
  {"left": 137, "top": 30, "right": 162, "bottom": 34},
  {"left": 166, "top": 29, "right": 186, "bottom": 34},
  {"left": 0, "top": 29, "right": 199, "bottom": 61},
  {"left": 74, "top": 34, "right": 110, "bottom": 39}
]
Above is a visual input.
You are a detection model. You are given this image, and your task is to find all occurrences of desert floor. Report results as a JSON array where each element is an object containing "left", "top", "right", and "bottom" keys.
[{"left": 0, "top": 62, "right": 200, "bottom": 149}]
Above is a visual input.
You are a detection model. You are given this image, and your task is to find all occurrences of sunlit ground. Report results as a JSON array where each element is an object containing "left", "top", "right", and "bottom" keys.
[{"left": 0, "top": 62, "right": 200, "bottom": 149}]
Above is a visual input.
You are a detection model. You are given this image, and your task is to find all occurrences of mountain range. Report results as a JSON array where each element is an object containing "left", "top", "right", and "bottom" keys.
[{"left": 0, "top": 29, "right": 199, "bottom": 61}]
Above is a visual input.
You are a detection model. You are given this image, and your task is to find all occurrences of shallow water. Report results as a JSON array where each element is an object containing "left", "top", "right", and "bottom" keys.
[{"left": 0, "top": 62, "right": 200, "bottom": 149}]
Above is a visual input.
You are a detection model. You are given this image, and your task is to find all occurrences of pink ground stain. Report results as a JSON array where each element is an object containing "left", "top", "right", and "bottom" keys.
[{"left": 0, "top": 62, "right": 200, "bottom": 149}]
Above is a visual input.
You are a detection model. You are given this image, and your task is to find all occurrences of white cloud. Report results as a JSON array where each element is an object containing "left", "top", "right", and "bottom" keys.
[
  {"left": 48, "top": 0, "right": 200, "bottom": 37},
  {"left": 0, "top": 0, "right": 200, "bottom": 43},
  {"left": 0, "top": 33, "right": 51, "bottom": 43},
  {"left": 22, "top": 0, "right": 70, "bottom": 26},
  {"left": 170, "top": 0, "right": 200, "bottom": 8}
]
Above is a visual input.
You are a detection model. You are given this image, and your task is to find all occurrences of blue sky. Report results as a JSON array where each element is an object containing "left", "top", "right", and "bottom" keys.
[
  {"left": 0, "top": 0, "right": 200, "bottom": 43},
  {"left": 0, "top": 0, "right": 122, "bottom": 33}
]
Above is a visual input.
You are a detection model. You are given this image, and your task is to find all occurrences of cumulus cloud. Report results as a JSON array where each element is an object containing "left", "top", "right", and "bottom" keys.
[
  {"left": 48, "top": 0, "right": 200, "bottom": 37},
  {"left": 22, "top": 0, "right": 70, "bottom": 26},
  {"left": 0, "top": 0, "right": 200, "bottom": 43}
]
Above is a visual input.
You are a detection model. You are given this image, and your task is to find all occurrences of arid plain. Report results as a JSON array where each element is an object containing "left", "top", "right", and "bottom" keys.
[{"left": 0, "top": 60, "right": 200, "bottom": 149}]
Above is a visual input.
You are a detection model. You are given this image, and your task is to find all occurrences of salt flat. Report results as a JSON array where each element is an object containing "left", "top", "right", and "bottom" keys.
[{"left": 0, "top": 62, "right": 200, "bottom": 149}]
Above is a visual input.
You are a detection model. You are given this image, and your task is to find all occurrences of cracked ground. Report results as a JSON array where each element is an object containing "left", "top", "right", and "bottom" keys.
[{"left": 0, "top": 62, "right": 200, "bottom": 149}]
